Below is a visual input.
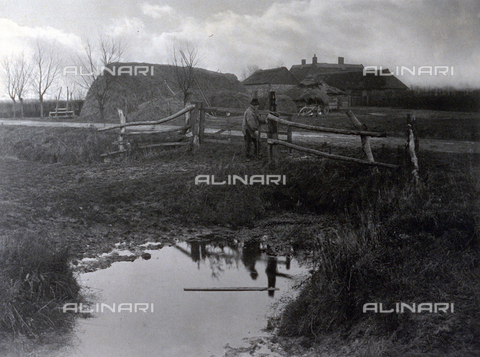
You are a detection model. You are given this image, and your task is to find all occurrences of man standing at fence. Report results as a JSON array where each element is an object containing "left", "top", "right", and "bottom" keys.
[{"left": 243, "top": 98, "right": 265, "bottom": 159}]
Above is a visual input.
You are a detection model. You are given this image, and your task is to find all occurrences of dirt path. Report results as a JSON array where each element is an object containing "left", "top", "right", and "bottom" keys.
[{"left": 0, "top": 119, "right": 478, "bottom": 154}]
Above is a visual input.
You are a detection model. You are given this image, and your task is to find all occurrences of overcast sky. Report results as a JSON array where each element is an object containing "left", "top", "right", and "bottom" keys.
[{"left": 1, "top": 0, "right": 479, "bottom": 99}]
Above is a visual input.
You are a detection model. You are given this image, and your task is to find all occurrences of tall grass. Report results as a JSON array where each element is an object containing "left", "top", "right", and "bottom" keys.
[
  {"left": 0, "top": 124, "right": 478, "bottom": 353},
  {"left": 0, "top": 127, "right": 115, "bottom": 164},
  {"left": 274, "top": 153, "right": 480, "bottom": 355},
  {"left": 0, "top": 233, "right": 80, "bottom": 336}
]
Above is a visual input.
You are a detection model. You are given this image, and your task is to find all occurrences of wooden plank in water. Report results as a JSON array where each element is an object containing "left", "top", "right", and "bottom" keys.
[
  {"left": 138, "top": 142, "right": 190, "bottom": 149},
  {"left": 184, "top": 287, "right": 279, "bottom": 292}
]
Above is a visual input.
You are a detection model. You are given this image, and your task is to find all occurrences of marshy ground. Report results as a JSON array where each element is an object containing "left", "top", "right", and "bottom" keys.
[{"left": 0, "top": 107, "right": 479, "bottom": 356}]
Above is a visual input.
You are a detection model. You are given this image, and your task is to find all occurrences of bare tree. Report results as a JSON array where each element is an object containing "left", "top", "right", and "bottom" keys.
[
  {"left": 12, "top": 54, "right": 32, "bottom": 118},
  {"left": 75, "top": 36, "right": 126, "bottom": 121},
  {"left": 31, "top": 39, "right": 62, "bottom": 117},
  {"left": 1, "top": 56, "right": 18, "bottom": 117},
  {"left": 240, "top": 65, "right": 261, "bottom": 81},
  {"left": 1, "top": 54, "right": 32, "bottom": 118},
  {"left": 171, "top": 41, "right": 199, "bottom": 106}
]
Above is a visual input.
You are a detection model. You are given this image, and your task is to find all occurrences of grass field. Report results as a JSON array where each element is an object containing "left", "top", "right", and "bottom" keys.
[{"left": 0, "top": 108, "right": 479, "bottom": 356}]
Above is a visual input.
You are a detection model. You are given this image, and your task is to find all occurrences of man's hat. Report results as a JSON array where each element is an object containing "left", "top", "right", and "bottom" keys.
[{"left": 250, "top": 98, "right": 260, "bottom": 106}]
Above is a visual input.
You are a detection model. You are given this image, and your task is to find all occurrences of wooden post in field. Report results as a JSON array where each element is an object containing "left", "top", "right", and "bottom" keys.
[
  {"left": 198, "top": 101, "right": 205, "bottom": 144},
  {"left": 267, "top": 91, "right": 278, "bottom": 160},
  {"left": 268, "top": 140, "right": 276, "bottom": 163},
  {"left": 287, "top": 125, "right": 293, "bottom": 144},
  {"left": 117, "top": 108, "right": 126, "bottom": 152},
  {"left": 407, "top": 113, "right": 420, "bottom": 153},
  {"left": 185, "top": 100, "right": 191, "bottom": 131},
  {"left": 286, "top": 115, "right": 293, "bottom": 153},
  {"left": 268, "top": 91, "right": 278, "bottom": 138},
  {"left": 406, "top": 114, "right": 420, "bottom": 185},
  {"left": 346, "top": 110, "right": 377, "bottom": 169},
  {"left": 190, "top": 103, "right": 201, "bottom": 152}
]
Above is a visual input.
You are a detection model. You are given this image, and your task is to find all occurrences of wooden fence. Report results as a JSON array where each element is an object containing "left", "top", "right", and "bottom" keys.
[
  {"left": 98, "top": 103, "right": 202, "bottom": 156},
  {"left": 97, "top": 94, "right": 419, "bottom": 181},
  {"left": 265, "top": 111, "right": 399, "bottom": 170}
]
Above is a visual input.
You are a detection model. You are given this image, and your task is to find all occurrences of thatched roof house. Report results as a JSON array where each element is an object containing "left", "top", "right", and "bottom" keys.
[
  {"left": 290, "top": 55, "right": 364, "bottom": 82},
  {"left": 290, "top": 55, "right": 409, "bottom": 106},
  {"left": 242, "top": 67, "right": 300, "bottom": 98}
]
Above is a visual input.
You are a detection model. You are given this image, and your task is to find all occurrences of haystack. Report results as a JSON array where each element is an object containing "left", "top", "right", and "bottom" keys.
[
  {"left": 209, "top": 90, "right": 251, "bottom": 109},
  {"left": 128, "top": 97, "right": 184, "bottom": 124},
  {"left": 299, "top": 87, "right": 331, "bottom": 105},
  {"left": 80, "top": 63, "right": 247, "bottom": 122},
  {"left": 276, "top": 95, "right": 297, "bottom": 113}
]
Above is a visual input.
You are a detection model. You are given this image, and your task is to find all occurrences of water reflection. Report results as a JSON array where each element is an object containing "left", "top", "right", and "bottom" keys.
[
  {"left": 177, "top": 238, "right": 295, "bottom": 297},
  {"left": 25, "top": 237, "right": 308, "bottom": 357},
  {"left": 242, "top": 240, "right": 262, "bottom": 280}
]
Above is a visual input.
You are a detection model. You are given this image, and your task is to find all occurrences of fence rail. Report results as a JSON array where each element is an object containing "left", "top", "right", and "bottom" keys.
[
  {"left": 98, "top": 104, "right": 195, "bottom": 132},
  {"left": 264, "top": 92, "right": 415, "bottom": 175},
  {"left": 267, "top": 139, "right": 399, "bottom": 169},
  {"left": 97, "top": 94, "right": 418, "bottom": 182},
  {"left": 266, "top": 113, "right": 387, "bottom": 137}
]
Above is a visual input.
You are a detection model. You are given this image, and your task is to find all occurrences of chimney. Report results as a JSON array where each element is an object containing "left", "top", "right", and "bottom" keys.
[
  {"left": 338, "top": 57, "right": 344, "bottom": 64},
  {"left": 301, "top": 59, "right": 306, "bottom": 65},
  {"left": 312, "top": 54, "right": 317, "bottom": 64}
]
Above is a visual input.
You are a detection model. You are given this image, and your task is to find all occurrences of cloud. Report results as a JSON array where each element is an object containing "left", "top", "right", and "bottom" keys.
[
  {"left": 0, "top": 18, "right": 82, "bottom": 58},
  {"left": 141, "top": 3, "right": 175, "bottom": 19},
  {"left": 1, "top": 0, "right": 479, "bottom": 89}
]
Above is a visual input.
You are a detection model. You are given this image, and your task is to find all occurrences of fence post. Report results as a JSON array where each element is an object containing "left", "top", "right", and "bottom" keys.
[
  {"left": 267, "top": 91, "right": 278, "bottom": 159},
  {"left": 346, "top": 110, "right": 376, "bottom": 169},
  {"left": 268, "top": 141, "right": 274, "bottom": 163},
  {"left": 190, "top": 103, "right": 201, "bottom": 152},
  {"left": 117, "top": 108, "right": 126, "bottom": 152},
  {"left": 406, "top": 114, "right": 420, "bottom": 185},
  {"left": 199, "top": 101, "right": 205, "bottom": 144},
  {"left": 407, "top": 113, "right": 419, "bottom": 153},
  {"left": 286, "top": 115, "right": 293, "bottom": 153}
]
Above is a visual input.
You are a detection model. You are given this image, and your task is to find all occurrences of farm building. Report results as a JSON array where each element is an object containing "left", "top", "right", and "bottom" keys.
[
  {"left": 242, "top": 67, "right": 300, "bottom": 98},
  {"left": 290, "top": 55, "right": 364, "bottom": 81},
  {"left": 290, "top": 55, "right": 409, "bottom": 106},
  {"left": 286, "top": 77, "right": 348, "bottom": 111},
  {"left": 318, "top": 69, "right": 410, "bottom": 106}
]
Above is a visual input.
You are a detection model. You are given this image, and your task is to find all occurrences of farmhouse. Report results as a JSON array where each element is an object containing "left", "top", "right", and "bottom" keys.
[
  {"left": 290, "top": 55, "right": 409, "bottom": 106},
  {"left": 319, "top": 69, "right": 410, "bottom": 106},
  {"left": 242, "top": 67, "right": 300, "bottom": 98},
  {"left": 290, "top": 55, "right": 364, "bottom": 81}
]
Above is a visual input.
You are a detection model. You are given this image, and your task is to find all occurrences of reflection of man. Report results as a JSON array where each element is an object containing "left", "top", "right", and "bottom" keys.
[
  {"left": 265, "top": 256, "right": 278, "bottom": 298},
  {"left": 242, "top": 240, "right": 262, "bottom": 280},
  {"left": 242, "top": 99, "right": 265, "bottom": 158}
]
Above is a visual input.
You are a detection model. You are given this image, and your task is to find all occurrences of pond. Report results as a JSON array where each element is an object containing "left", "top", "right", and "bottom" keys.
[{"left": 58, "top": 238, "right": 309, "bottom": 357}]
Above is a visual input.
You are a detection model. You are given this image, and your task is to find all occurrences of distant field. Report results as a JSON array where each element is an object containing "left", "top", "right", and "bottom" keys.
[
  {"left": 205, "top": 107, "right": 480, "bottom": 142},
  {"left": 1, "top": 106, "right": 478, "bottom": 142}
]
